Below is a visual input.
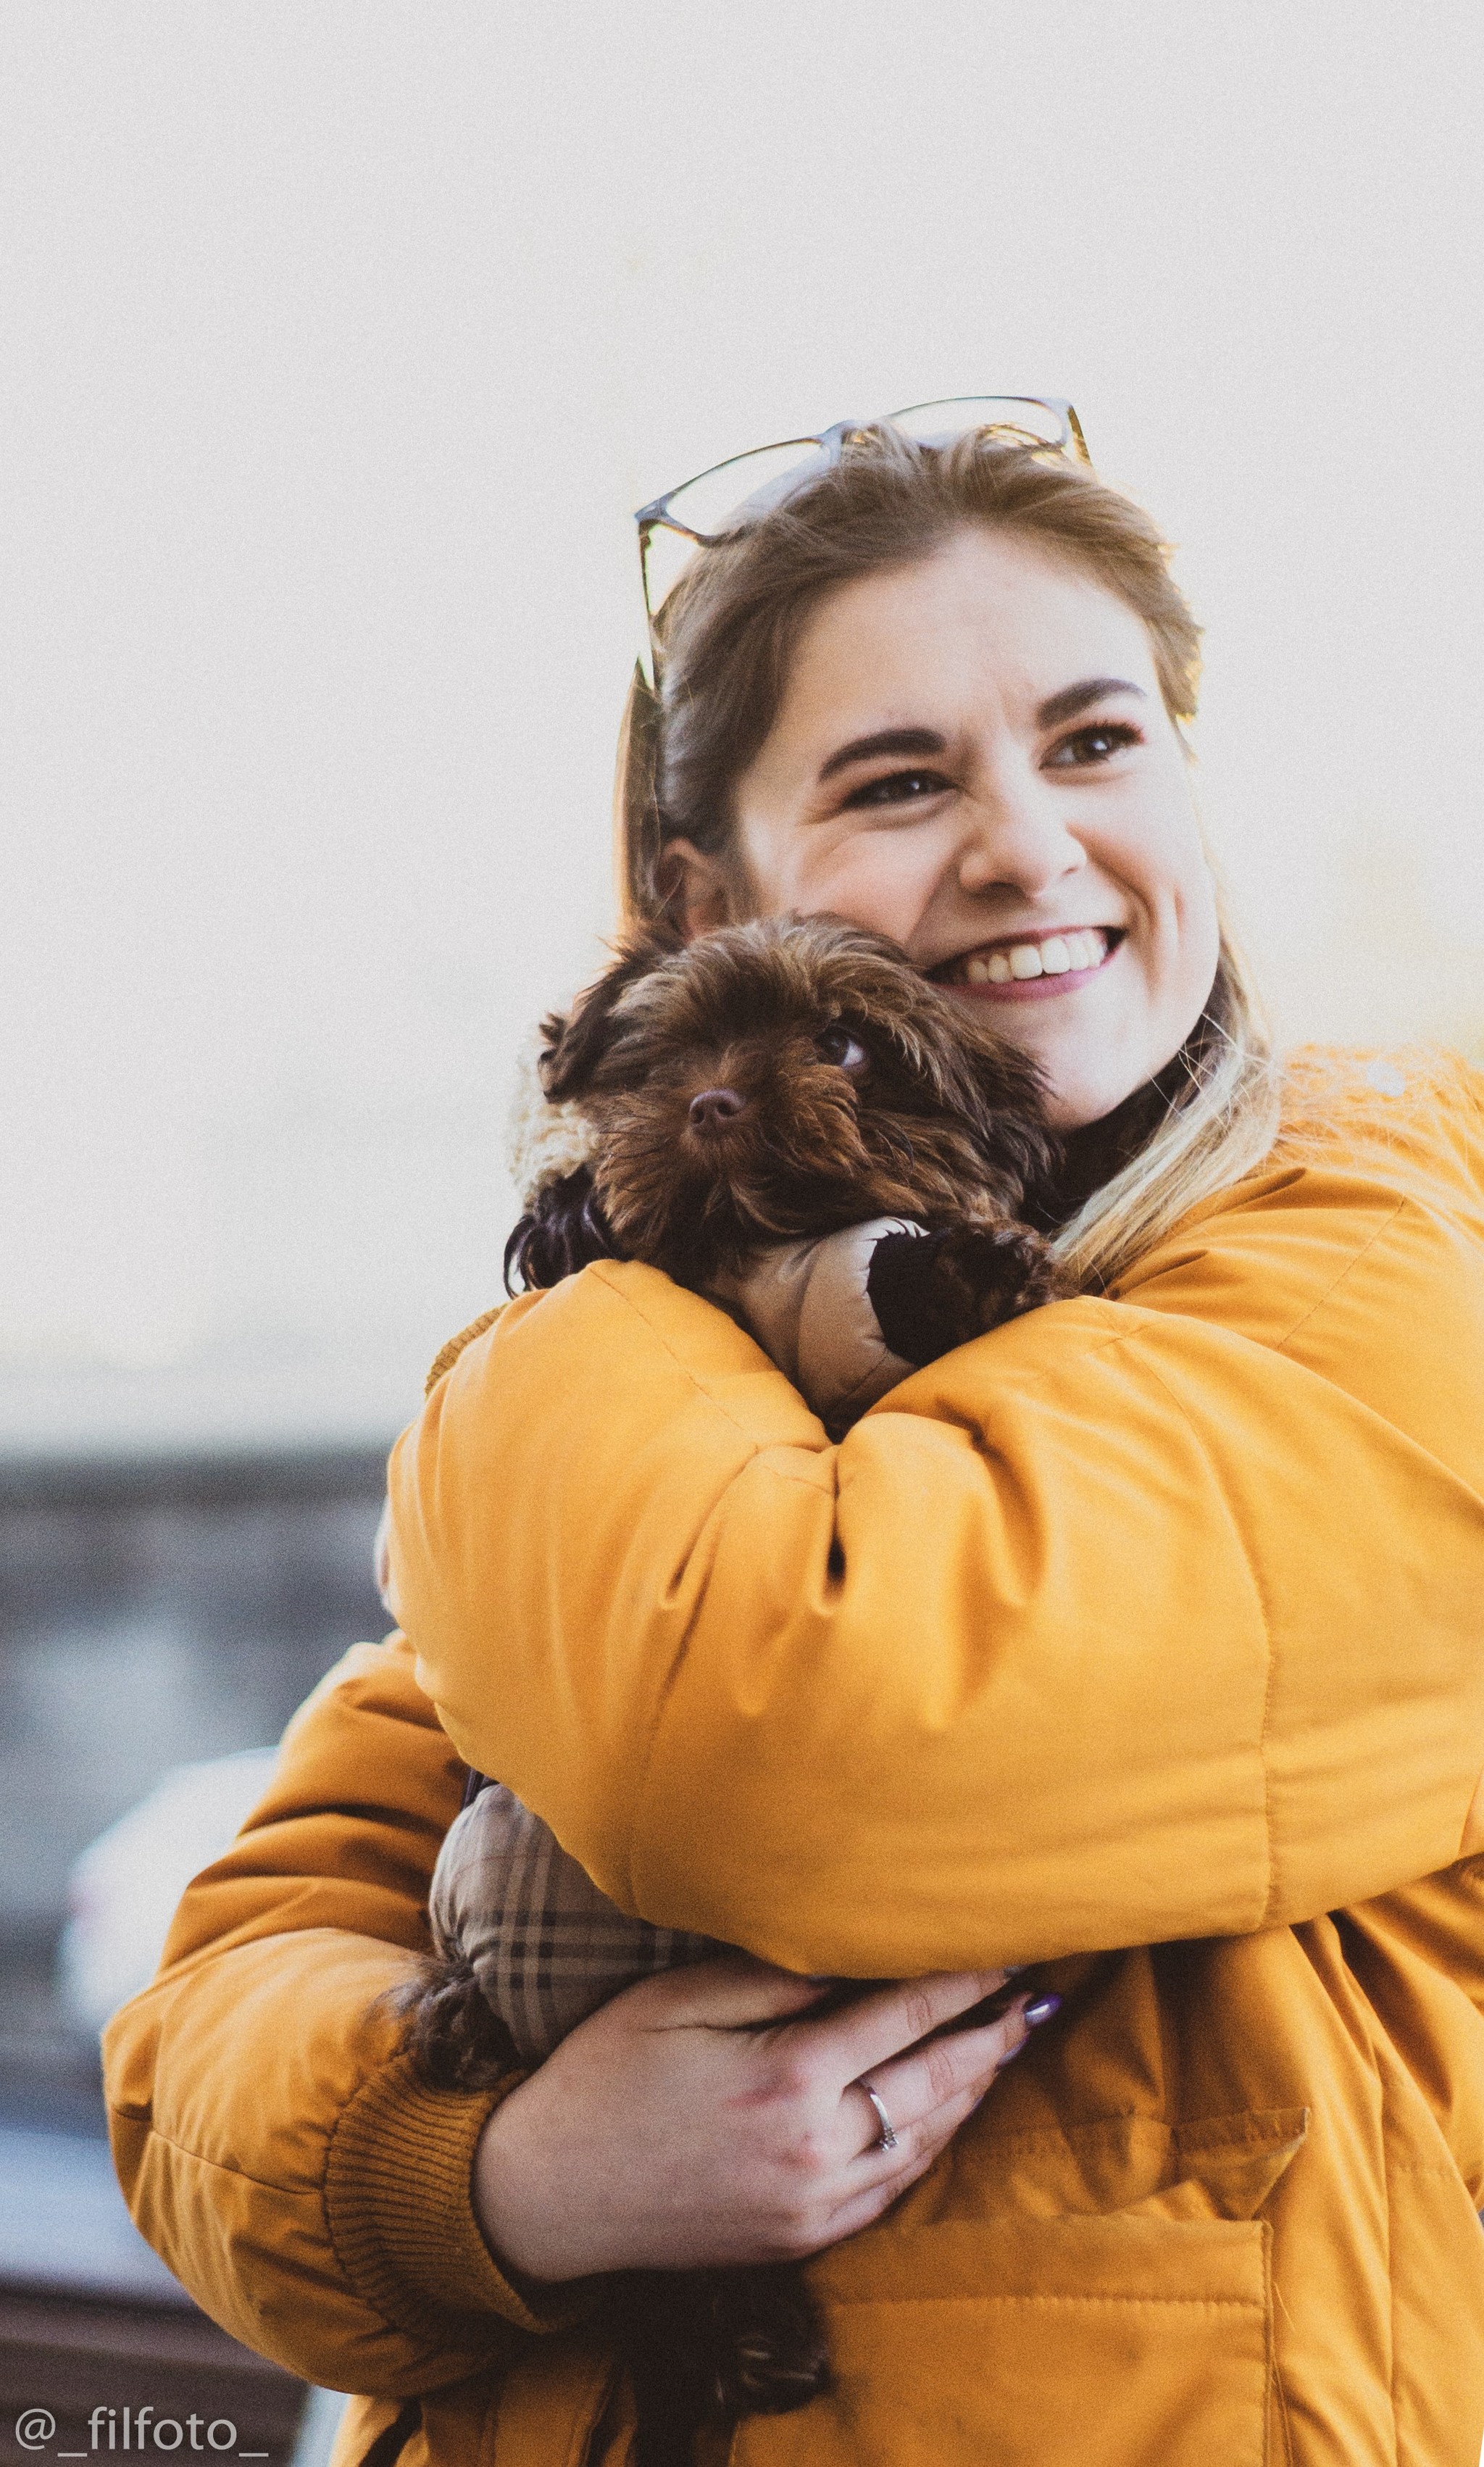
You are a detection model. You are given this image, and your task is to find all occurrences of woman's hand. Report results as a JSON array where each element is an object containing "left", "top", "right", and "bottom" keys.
[{"left": 472, "top": 1953, "right": 1041, "bottom": 2281}]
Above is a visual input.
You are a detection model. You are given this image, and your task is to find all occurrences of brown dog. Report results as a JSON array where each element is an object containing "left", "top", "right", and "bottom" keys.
[
  {"left": 406, "top": 918, "right": 1069, "bottom": 2467},
  {"left": 508, "top": 914, "right": 1068, "bottom": 1355}
]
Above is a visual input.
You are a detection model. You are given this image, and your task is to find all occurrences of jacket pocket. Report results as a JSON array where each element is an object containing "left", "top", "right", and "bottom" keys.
[
  {"left": 728, "top": 2105, "right": 1310, "bottom": 2467},
  {"left": 728, "top": 2211, "right": 1274, "bottom": 2467}
]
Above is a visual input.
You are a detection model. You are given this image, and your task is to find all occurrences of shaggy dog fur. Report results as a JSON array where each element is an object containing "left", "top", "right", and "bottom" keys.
[
  {"left": 507, "top": 914, "right": 1067, "bottom": 1336},
  {"left": 404, "top": 917, "right": 1070, "bottom": 2467}
]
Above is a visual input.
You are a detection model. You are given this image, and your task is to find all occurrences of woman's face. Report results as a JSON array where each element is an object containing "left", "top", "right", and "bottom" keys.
[{"left": 671, "top": 527, "right": 1220, "bottom": 1131}]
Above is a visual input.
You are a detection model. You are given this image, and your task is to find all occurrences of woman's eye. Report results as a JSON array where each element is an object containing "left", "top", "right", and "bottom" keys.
[
  {"left": 1044, "top": 722, "right": 1141, "bottom": 770},
  {"left": 841, "top": 768, "right": 950, "bottom": 810},
  {"left": 818, "top": 1026, "right": 867, "bottom": 1070}
]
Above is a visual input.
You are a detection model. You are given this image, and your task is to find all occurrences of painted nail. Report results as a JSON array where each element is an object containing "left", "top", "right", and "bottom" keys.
[{"left": 1024, "top": 1994, "right": 1062, "bottom": 2027}]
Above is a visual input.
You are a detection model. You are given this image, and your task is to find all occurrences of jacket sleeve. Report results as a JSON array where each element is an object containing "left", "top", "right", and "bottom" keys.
[
  {"left": 103, "top": 1634, "right": 590, "bottom": 2395},
  {"left": 1334, "top": 1861, "right": 1484, "bottom": 2202},
  {"left": 388, "top": 1126, "right": 1484, "bottom": 1981}
]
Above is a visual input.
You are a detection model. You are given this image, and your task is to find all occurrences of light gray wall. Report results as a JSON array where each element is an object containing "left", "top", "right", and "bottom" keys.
[{"left": 4, "top": 1, "right": 1482, "bottom": 1452}]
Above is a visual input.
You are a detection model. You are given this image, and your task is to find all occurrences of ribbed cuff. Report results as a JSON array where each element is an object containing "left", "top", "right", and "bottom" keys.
[{"left": 325, "top": 2052, "right": 595, "bottom": 2342}]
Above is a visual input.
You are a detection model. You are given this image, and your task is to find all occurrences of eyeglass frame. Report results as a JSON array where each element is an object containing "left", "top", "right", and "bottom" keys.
[{"left": 633, "top": 394, "right": 1091, "bottom": 686}]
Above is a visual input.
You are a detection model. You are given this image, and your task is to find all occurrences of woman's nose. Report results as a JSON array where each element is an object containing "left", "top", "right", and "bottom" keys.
[{"left": 954, "top": 789, "right": 1088, "bottom": 900}]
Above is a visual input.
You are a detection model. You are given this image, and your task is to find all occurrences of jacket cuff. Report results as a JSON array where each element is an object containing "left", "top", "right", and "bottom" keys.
[{"left": 325, "top": 2052, "right": 596, "bottom": 2342}]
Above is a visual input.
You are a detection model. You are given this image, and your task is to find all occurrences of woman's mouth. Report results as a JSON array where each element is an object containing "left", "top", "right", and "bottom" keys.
[{"left": 938, "top": 927, "right": 1122, "bottom": 999}]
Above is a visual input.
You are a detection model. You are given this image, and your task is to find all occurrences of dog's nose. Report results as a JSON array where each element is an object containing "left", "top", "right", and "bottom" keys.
[{"left": 688, "top": 1086, "right": 746, "bottom": 1130}]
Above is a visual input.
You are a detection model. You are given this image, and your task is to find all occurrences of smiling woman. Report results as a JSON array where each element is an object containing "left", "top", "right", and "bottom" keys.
[
  {"left": 723, "top": 537, "right": 1220, "bottom": 1128},
  {"left": 628, "top": 425, "right": 1276, "bottom": 1284},
  {"left": 107, "top": 418, "right": 1484, "bottom": 2467}
]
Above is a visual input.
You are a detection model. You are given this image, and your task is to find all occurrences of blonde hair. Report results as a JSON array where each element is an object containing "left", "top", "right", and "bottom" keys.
[{"left": 615, "top": 425, "right": 1279, "bottom": 1289}]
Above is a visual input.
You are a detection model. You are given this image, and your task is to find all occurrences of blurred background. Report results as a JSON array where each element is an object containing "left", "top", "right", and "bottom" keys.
[{"left": 1, "top": 1, "right": 1481, "bottom": 2449}]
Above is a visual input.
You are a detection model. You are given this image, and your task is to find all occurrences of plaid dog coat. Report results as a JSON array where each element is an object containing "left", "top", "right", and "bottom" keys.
[{"left": 429, "top": 1778, "right": 722, "bottom": 2065}]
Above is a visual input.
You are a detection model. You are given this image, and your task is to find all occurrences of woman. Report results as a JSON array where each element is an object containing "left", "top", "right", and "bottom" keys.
[{"left": 107, "top": 408, "right": 1484, "bottom": 2466}]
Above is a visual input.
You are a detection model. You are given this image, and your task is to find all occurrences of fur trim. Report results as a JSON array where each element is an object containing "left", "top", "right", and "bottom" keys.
[{"left": 506, "top": 1031, "right": 599, "bottom": 1203}]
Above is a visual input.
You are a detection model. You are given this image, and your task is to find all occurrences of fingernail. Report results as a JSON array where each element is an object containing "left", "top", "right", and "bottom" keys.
[{"left": 1024, "top": 1994, "right": 1062, "bottom": 2026}]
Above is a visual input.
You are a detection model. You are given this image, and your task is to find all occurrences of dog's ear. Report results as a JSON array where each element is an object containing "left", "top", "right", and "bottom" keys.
[
  {"left": 504, "top": 1166, "right": 623, "bottom": 1293},
  {"left": 539, "top": 924, "right": 683, "bottom": 1104}
]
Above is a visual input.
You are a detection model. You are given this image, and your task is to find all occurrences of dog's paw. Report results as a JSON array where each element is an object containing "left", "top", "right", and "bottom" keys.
[
  {"left": 867, "top": 1223, "right": 1070, "bottom": 1363},
  {"left": 940, "top": 1221, "right": 1072, "bottom": 1330}
]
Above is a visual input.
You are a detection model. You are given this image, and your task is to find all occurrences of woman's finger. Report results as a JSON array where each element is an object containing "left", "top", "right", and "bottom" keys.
[
  {"left": 843, "top": 1997, "right": 1034, "bottom": 2161},
  {"left": 854, "top": 1994, "right": 1045, "bottom": 2138},
  {"left": 810, "top": 2081, "right": 996, "bottom": 2249},
  {"left": 813, "top": 1968, "right": 1014, "bottom": 2086}
]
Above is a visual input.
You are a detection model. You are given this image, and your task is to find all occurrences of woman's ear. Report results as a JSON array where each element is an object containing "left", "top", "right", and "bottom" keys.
[{"left": 659, "top": 838, "right": 738, "bottom": 940}]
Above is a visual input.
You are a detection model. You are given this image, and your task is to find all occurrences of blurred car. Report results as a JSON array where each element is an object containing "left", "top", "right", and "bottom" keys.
[{"left": 59, "top": 1746, "right": 279, "bottom": 2034}]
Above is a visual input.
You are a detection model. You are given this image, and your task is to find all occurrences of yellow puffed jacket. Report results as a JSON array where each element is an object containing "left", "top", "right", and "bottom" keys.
[{"left": 108, "top": 1050, "right": 1484, "bottom": 2467}]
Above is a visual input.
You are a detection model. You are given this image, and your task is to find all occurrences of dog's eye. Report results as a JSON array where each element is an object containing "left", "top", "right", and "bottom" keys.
[{"left": 818, "top": 1025, "right": 867, "bottom": 1070}]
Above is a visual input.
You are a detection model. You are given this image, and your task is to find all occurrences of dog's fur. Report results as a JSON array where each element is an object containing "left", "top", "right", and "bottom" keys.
[
  {"left": 507, "top": 915, "right": 1067, "bottom": 1339},
  {"left": 407, "top": 918, "right": 1070, "bottom": 2467}
]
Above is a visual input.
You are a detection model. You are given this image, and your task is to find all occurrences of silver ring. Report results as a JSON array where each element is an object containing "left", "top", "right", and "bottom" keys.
[{"left": 856, "top": 2079, "right": 899, "bottom": 2152}]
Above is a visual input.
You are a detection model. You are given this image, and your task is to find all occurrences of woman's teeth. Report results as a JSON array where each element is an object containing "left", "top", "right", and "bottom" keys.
[{"left": 957, "top": 928, "right": 1109, "bottom": 985}]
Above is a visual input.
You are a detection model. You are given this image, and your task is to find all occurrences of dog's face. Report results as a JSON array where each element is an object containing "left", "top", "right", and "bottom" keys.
[{"left": 539, "top": 918, "right": 1059, "bottom": 1281}]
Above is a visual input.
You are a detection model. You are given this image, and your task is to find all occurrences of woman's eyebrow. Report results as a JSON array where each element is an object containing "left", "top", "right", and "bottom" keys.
[
  {"left": 1036, "top": 678, "right": 1147, "bottom": 728},
  {"left": 817, "top": 727, "right": 946, "bottom": 783},
  {"left": 814, "top": 683, "right": 1145, "bottom": 783}
]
